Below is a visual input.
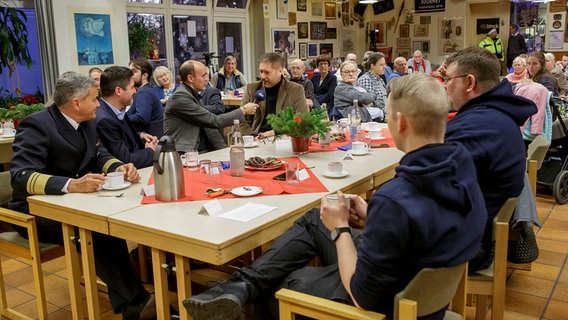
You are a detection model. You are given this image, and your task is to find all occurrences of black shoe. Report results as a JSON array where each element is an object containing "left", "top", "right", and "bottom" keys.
[
  {"left": 122, "top": 294, "right": 156, "bottom": 320},
  {"left": 182, "top": 280, "right": 249, "bottom": 320}
]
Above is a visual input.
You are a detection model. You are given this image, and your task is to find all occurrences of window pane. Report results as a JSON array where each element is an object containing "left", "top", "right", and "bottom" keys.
[
  {"left": 126, "top": 13, "right": 167, "bottom": 69},
  {"left": 216, "top": 22, "right": 243, "bottom": 73},
  {"left": 172, "top": 0, "right": 206, "bottom": 6},
  {"left": 172, "top": 15, "right": 209, "bottom": 75},
  {"left": 216, "top": 0, "right": 247, "bottom": 9},
  {"left": 126, "top": 0, "right": 162, "bottom": 3}
]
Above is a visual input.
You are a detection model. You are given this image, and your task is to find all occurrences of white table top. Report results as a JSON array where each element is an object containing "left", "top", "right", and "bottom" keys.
[{"left": 108, "top": 143, "right": 404, "bottom": 264}]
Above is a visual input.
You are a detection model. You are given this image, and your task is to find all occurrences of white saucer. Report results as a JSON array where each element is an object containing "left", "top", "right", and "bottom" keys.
[
  {"left": 351, "top": 150, "right": 370, "bottom": 156},
  {"left": 102, "top": 181, "right": 131, "bottom": 191},
  {"left": 366, "top": 135, "right": 386, "bottom": 140},
  {"left": 243, "top": 142, "right": 259, "bottom": 148},
  {"left": 1, "top": 133, "right": 15, "bottom": 138},
  {"left": 231, "top": 186, "right": 263, "bottom": 197},
  {"left": 322, "top": 170, "right": 349, "bottom": 178}
]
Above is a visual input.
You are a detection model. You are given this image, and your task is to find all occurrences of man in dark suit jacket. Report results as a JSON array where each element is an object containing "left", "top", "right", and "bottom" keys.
[
  {"left": 310, "top": 54, "right": 337, "bottom": 114},
  {"left": 96, "top": 66, "right": 157, "bottom": 168},
  {"left": 163, "top": 60, "right": 257, "bottom": 153},
  {"left": 241, "top": 52, "right": 309, "bottom": 138},
  {"left": 9, "top": 72, "right": 156, "bottom": 319}
]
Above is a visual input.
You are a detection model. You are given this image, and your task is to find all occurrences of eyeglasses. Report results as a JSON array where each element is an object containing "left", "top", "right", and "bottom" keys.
[
  {"left": 444, "top": 74, "right": 469, "bottom": 84},
  {"left": 341, "top": 70, "right": 358, "bottom": 75}
]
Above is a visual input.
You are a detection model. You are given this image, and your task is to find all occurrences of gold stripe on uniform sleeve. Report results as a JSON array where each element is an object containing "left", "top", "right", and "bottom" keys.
[
  {"left": 26, "top": 172, "right": 51, "bottom": 195},
  {"left": 102, "top": 159, "right": 122, "bottom": 174}
]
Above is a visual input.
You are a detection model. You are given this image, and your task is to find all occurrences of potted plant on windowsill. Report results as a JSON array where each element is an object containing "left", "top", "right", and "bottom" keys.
[
  {"left": 267, "top": 107, "right": 331, "bottom": 154},
  {"left": 0, "top": 91, "right": 45, "bottom": 128}
]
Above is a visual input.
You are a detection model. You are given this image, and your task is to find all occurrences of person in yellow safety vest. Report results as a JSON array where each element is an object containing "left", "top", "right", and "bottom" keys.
[{"left": 479, "top": 28, "right": 504, "bottom": 61}]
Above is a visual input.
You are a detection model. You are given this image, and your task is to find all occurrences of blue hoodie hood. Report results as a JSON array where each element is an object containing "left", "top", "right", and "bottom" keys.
[{"left": 396, "top": 143, "right": 480, "bottom": 212}]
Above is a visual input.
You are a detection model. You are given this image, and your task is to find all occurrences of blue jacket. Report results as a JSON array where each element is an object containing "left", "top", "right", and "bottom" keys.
[
  {"left": 446, "top": 79, "right": 537, "bottom": 219},
  {"left": 352, "top": 143, "right": 486, "bottom": 317},
  {"left": 127, "top": 84, "right": 164, "bottom": 137}
]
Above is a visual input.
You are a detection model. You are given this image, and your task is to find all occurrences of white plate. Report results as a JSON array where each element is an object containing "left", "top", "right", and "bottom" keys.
[
  {"left": 322, "top": 170, "right": 349, "bottom": 178},
  {"left": 231, "top": 186, "right": 263, "bottom": 197},
  {"left": 243, "top": 142, "right": 259, "bottom": 148},
  {"left": 1, "top": 133, "right": 15, "bottom": 138},
  {"left": 102, "top": 181, "right": 131, "bottom": 191},
  {"left": 366, "top": 135, "right": 386, "bottom": 140},
  {"left": 351, "top": 150, "right": 370, "bottom": 156}
]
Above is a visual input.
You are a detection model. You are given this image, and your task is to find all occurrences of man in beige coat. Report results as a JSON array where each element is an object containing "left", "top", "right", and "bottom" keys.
[{"left": 240, "top": 52, "right": 309, "bottom": 138}]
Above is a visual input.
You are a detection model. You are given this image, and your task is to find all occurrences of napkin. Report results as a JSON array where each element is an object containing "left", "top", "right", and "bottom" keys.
[{"left": 218, "top": 203, "right": 277, "bottom": 222}]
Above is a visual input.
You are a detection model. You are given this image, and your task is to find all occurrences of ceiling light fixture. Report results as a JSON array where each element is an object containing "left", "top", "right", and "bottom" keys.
[{"left": 359, "top": 0, "right": 378, "bottom": 3}]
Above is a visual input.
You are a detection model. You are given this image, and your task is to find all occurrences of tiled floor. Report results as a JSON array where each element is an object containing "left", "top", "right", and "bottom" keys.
[{"left": 0, "top": 193, "right": 567, "bottom": 320}]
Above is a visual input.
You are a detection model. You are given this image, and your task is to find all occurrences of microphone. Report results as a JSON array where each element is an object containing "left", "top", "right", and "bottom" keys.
[{"left": 253, "top": 90, "right": 266, "bottom": 104}]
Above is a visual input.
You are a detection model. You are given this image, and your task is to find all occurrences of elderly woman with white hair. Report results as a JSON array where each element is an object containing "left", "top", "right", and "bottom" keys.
[
  {"left": 153, "top": 65, "right": 179, "bottom": 106},
  {"left": 506, "top": 55, "right": 528, "bottom": 83}
]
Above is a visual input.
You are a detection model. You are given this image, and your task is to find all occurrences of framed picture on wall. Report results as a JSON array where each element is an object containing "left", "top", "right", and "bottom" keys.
[
  {"left": 413, "top": 41, "right": 422, "bottom": 52},
  {"left": 399, "top": 24, "right": 410, "bottom": 37},
  {"left": 320, "top": 43, "right": 333, "bottom": 56},
  {"left": 422, "top": 41, "right": 430, "bottom": 54},
  {"left": 74, "top": 12, "right": 114, "bottom": 66},
  {"left": 310, "top": 21, "right": 327, "bottom": 40},
  {"left": 369, "top": 21, "right": 387, "bottom": 47},
  {"left": 308, "top": 43, "right": 318, "bottom": 57},
  {"left": 312, "top": 2, "right": 323, "bottom": 17},
  {"left": 299, "top": 42, "right": 307, "bottom": 59},
  {"left": 297, "top": 0, "right": 307, "bottom": 12},
  {"left": 325, "top": 2, "right": 336, "bottom": 20},
  {"left": 397, "top": 37, "right": 411, "bottom": 49},
  {"left": 277, "top": 0, "right": 288, "bottom": 19},
  {"left": 298, "top": 22, "right": 309, "bottom": 39},
  {"left": 420, "top": 16, "right": 431, "bottom": 25},
  {"left": 326, "top": 27, "right": 337, "bottom": 39},
  {"left": 414, "top": 25, "right": 429, "bottom": 37},
  {"left": 273, "top": 28, "right": 297, "bottom": 57}
]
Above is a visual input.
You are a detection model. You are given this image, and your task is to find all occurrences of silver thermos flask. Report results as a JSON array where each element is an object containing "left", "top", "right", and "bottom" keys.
[{"left": 153, "top": 136, "right": 185, "bottom": 201}]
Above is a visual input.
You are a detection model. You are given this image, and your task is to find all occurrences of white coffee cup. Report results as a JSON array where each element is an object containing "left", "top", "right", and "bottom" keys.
[
  {"left": 243, "top": 135, "right": 254, "bottom": 146},
  {"left": 366, "top": 122, "right": 381, "bottom": 131},
  {"left": 351, "top": 141, "right": 368, "bottom": 153},
  {"left": 328, "top": 161, "right": 343, "bottom": 174},
  {"left": 369, "top": 129, "right": 383, "bottom": 140},
  {"left": 106, "top": 172, "right": 125, "bottom": 188},
  {"left": 326, "top": 194, "right": 350, "bottom": 209}
]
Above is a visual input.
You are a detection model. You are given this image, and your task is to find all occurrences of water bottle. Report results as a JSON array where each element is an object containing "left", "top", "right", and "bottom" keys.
[
  {"left": 349, "top": 99, "right": 361, "bottom": 140},
  {"left": 230, "top": 119, "right": 245, "bottom": 177}
]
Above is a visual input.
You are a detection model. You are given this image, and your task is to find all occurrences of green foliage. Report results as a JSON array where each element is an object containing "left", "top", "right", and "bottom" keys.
[
  {"left": 127, "top": 15, "right": 159, "bottom": 60},
  {"left": 267, "top": 107, "right": 331, "bottom": 138},
  {"left": 2, "top": 102, "right": 44, "bottom": 120},
  {"left": 0, "top": 5, "right": 32, "bottom": 75}
]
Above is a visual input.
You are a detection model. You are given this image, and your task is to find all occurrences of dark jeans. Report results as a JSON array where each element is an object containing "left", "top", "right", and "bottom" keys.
[
  {"left": 235, "top": 209, "right": 362, "bottom": 318},
  {"left": 15, "top": 214, "right": 148, "bottom": 313}
]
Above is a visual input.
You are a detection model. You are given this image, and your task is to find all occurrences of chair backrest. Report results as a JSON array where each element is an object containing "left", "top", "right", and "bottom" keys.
[
  {"left": 394, "top": 262, "right": 467, "bottom": 319},
  {"left": 0, "top": 171, "right": 11, "bottom": 207},
  {"left": 494, "top": 197, "right": 519, "bottom": 229},
  {"left": 527, "top": 135, "right": 550, "bottom": 170}
]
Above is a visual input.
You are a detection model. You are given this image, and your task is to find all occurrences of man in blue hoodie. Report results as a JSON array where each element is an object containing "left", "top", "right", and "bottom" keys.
[
  {"left": 444, "top": 47, "right": 537, "bottom": 271},
  {"left": 183, "top": 73, "right": 486, "bottom": 320}
]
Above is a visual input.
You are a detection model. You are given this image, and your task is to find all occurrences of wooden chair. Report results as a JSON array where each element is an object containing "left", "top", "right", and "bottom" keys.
[
  {"left": 276, "top": 262, "right": 468, "bottom": 320},
  {"left": 467, "top": 197, "right": 519, "bottom": 320},
  {"left": 0, "top": 171, "right": 65, "bottom": 320},
  {"left": 526, "top": 135, "right": 550, "bottom": 194}
]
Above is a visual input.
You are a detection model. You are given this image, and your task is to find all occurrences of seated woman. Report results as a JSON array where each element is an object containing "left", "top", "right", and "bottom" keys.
[
  {"left": 506, "top": 55, "right": 528, "bottom": 83},
  {"left": 333, "top": 61, "right": 384, "bottom": 122},
  {"left": 311, "top": 54, "right": 337, "bottom": 114},
  {"left": 527, "top": 52, "right": 558, "bottom": 95},
  {"left": 153, "top": 66, "right": 179, "bottom": 106},
  {"left": 358, "top": 53, "right": 387, "bottom": 113}
]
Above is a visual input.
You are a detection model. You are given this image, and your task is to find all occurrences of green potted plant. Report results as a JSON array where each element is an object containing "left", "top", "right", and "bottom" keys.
[
  {"left": 267, "top": 107, "right": 331, "bottom": 154},
  {"left": 0, "top": 4, "right": 32, "bottom": 76}
]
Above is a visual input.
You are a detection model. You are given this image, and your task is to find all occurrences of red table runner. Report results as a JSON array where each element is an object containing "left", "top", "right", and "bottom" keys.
[{"left": 141, "top": 157, "right": 328, "bottom": 204}]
